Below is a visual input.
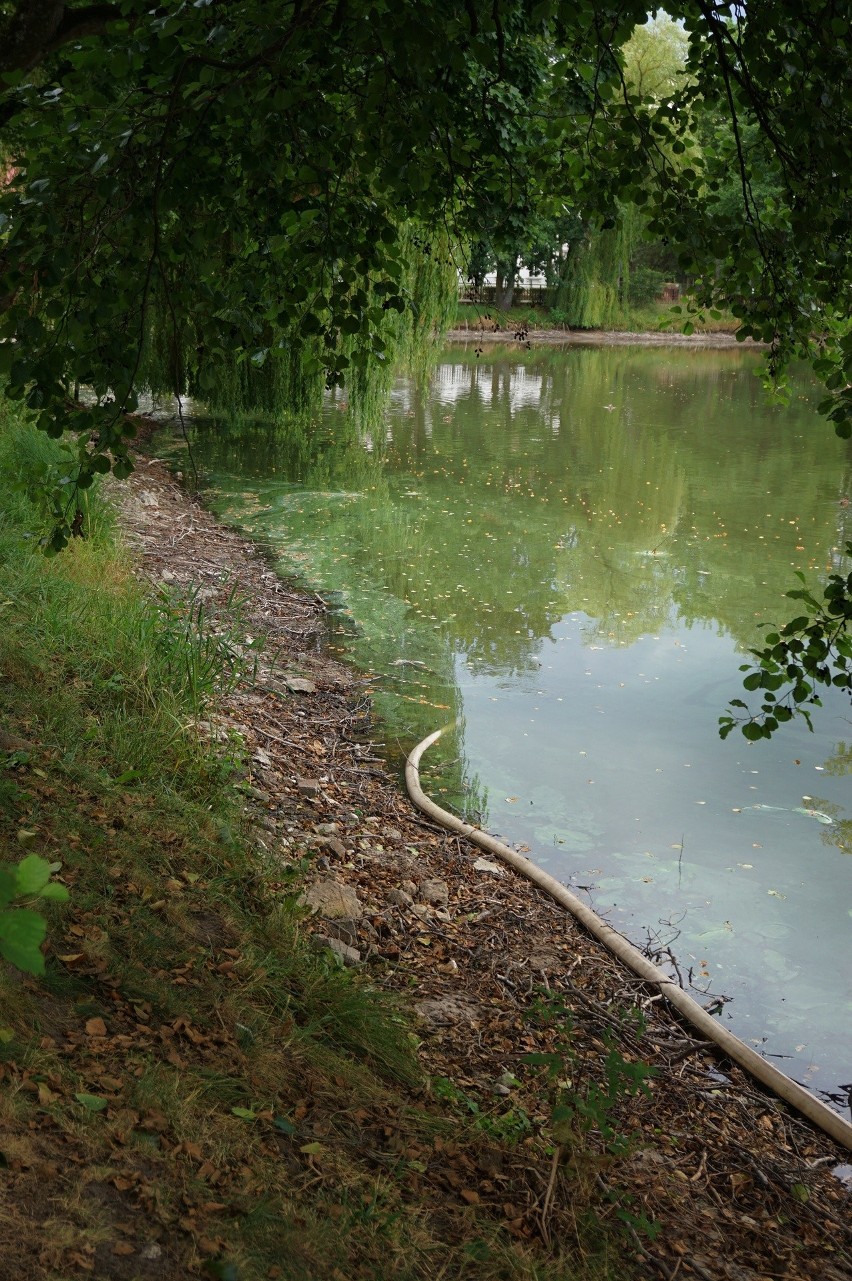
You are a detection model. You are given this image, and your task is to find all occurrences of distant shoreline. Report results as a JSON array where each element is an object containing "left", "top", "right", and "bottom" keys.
[{"left": 445, "top": 326, "right": 764, "bottom": 349}]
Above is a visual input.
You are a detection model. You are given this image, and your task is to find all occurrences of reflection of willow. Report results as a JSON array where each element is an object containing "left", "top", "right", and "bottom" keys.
[
  {"left": 556, "top": 405, "right": 686, "bottom": 644},
  {"left": 817, "top": 743, "right": 852, "bottom": 855},
  {"left": 426, "top": 348, "right": 852, "bottom": 653},
  {"left": 387, "top": 359, "right": 689, "bottom": 653},
  {"left": 184, "top": 345, "right": 852, "bottom": 721},
  {"left": 183, "top": 409, "right": 368, "bottom": 489}
]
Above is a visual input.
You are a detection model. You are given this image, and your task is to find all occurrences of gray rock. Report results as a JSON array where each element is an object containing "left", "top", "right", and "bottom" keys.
[
  {"left": 387, "top": 888, "right": 413, "bottom": 907},
  {"left": 313, "top": 935, "right": 361, "bottom": 966},
  {"left": 419, "top": 878, "right": 449, "bottom": 906},
  {"left": 473, "top": 856, "right": 505, "bottom": 876},
  {"left": 316, "top": 836, "right": 346, "bottom": 859},
  {"left": 285, "top": 676, "right": 316, "bottom": 694},
  {"left": 296, "top": 778, "right": 321, "bottom": 796},
  {"left": 301, "top": 878, "right": 363, "bottom": 920},
  {"left": 415, "top": 995, "right": 481, "bottom": 1028},
  {"left": 322, "top": 918, "right": 360, "bottom": 948},
  {"left": 314, "top": 822, "right": 339, "bottom": 836},
  {"left": 236, "top": 782, "right": 270, "bottom": 802}
]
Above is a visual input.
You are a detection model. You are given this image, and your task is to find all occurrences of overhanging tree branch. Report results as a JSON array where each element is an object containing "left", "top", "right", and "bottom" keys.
[{"left": 0, "top": 2, "right": 121, "bottom": 75}]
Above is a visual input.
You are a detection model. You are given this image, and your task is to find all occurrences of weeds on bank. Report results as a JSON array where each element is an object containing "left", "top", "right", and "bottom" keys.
[{"left": 0, "top": 403, "right": 633, "bottom": 1279}]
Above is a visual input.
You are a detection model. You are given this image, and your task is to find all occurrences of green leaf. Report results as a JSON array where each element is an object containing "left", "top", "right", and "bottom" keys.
[
  {"left": 231, "top": 1106, "right": 257, "bottom": 1121},
  {"left": 203, "top": 1261, "right": 240, "bottom": 1281},
  {"left": 13, "top": 854, "right": 55, "bottom": 894},
  {"left": 75, "top": 1093, "right": 108, "bottom": 1112},
  {"left": 0, "top": 909, "right": 47, "bottom": 974},
  {"left": 37, "top": 883, "right": 70, "bottom": 902},
  {"left": 0, "top": 869, "right": 16, "bottom": 910}
]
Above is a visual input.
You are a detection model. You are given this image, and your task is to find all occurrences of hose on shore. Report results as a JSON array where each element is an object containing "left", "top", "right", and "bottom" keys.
[{"left": 405, "top": 728, "right": 852, "bottom": 1154}]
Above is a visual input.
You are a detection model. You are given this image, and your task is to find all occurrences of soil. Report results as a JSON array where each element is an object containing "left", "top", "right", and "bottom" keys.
[{"left": 110, "top": 441, "right": 852, "bottom": 1281}]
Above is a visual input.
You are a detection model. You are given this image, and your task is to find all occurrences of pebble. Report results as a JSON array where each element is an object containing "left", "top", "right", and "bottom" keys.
[
  {"left": 236, "top": 783, "right": 270, "bottom": 802},
  {"left": 301, "top": 878, "right": 363, "bottom": 920},
  {"left": 312, "top": 935, "right": 361, "bottom": 966},
  {"left": 473, "top": 857, "right": 505, "bottom": 876},
  {"left": 419, "top": 878, "right": 449, "bottom": 906},
  {"left": 316, "top": 836, "right": 346, "bottom": 859},
  {"left": 322, "top": 918, "right": 359, "bottom": 948}
]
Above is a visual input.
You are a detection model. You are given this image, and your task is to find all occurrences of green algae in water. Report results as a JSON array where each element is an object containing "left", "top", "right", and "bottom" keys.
[{"left": 159, "top": 343, "right": 852, "bottom": 1105}]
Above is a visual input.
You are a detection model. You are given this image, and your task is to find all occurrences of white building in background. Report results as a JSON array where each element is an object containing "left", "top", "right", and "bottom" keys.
[{"left": 479, "top": 266, "right": 548, "bottom": 290}]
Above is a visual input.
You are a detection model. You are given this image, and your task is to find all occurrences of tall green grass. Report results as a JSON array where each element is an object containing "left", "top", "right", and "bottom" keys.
[
  {"left": 0, "top": 406, "right": 252, "bottom": 792},
  {"left": 0, "top": 400, "right": 629, "bottom": 1281}
]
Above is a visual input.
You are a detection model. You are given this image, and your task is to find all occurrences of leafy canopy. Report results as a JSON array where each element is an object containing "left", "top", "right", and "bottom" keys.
[{"left": 0, "top": 1, "right": 851, "bottom": 730}]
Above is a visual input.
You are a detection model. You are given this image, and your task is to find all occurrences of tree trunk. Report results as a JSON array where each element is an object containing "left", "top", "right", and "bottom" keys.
[{"left": 494, "top": 257, "right": 517, "bottom": 310}]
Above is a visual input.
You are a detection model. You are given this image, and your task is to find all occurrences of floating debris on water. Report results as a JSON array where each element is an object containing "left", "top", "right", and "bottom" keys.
[{"left": 749, "top": 803, "right": 834, "bottom": 826}]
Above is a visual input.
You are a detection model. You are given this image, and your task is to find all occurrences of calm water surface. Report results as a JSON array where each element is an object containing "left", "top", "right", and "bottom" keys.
[{"left": 163, "top": 343, "right": 852, "bottom": 1109}]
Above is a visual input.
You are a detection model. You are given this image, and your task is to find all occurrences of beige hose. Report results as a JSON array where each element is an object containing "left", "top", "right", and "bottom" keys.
[{"left": 405, "top": 728, "right": 852, "bottom": 1153}]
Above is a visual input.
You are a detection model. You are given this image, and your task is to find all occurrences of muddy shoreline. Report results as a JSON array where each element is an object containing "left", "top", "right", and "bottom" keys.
[
  {"left": 113, "top": 440, "right": 851, "bottom": 1280},
  {"left": 446, "top": 326, "right": 760, "bottom": 348}
]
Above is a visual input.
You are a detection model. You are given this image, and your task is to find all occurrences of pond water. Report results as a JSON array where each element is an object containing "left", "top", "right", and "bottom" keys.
[{"left": 160, "top": 342, "right": 852, "bottom": 1111}]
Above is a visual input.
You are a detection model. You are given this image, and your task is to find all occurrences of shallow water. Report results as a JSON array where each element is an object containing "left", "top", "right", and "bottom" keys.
[{"left": 161, "top": 342, "right": 852, "bottom": 1110}]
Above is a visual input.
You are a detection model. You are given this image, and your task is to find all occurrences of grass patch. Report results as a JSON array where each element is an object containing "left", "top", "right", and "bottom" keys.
[{"left": 0, "top": 401, "right": 632, "bottom": 1280}]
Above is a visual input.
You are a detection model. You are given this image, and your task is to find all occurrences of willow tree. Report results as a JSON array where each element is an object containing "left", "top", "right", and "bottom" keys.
[
  {"left": 0, "top": 3, "right": 850, "bottom": 523},
  {"left": 549, "top": 204, "right": 642, "bottom": 327}
]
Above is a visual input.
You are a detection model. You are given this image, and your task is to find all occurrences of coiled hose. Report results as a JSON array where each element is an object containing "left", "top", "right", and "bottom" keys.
[{"left": 405, "top": 728, "right": 852, "bottom": 1153}]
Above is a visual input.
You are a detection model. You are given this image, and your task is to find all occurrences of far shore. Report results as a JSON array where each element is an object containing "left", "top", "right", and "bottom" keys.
[{"left": 446, "top": 325, "right": 764, "bottom": 349}]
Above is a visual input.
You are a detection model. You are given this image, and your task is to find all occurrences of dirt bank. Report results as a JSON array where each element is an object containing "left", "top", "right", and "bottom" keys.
[
  {"left": 114, "top": 449, "right": 851, "bottom": 1281},
  {"left": 446, "top": 326, "right": 760, "bottom": 348}
]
